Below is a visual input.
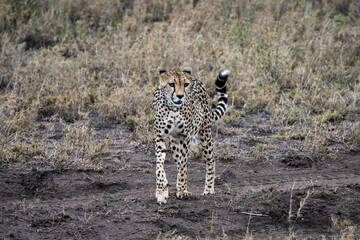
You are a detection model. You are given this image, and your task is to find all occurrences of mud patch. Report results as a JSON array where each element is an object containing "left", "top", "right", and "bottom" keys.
[
  {"left": 20, "top": 169, "right": 56, "bottom": 198},
  {"left": 91, "top": 180, "right": 128, "bottom": 193},
  {"left": 216, "top": 170, "right": 235, "bottom": 185},
  {"left": 281, "top": 155, "right": 314, "bottom": 168}
]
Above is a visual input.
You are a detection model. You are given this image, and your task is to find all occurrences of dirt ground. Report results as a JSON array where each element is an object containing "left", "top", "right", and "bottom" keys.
[{"left": 1, "top": 114, "right": 360, "bottom": 240}]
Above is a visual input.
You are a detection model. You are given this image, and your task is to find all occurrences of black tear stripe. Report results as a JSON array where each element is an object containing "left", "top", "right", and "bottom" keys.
[{"left": 171, "top": 89, "right": 175, "bottom": 100}]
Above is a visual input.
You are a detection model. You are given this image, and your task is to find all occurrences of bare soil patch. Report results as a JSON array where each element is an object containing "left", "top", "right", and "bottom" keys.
[{"left": 1, "top": 116, "right": 360, "bottom": 239}]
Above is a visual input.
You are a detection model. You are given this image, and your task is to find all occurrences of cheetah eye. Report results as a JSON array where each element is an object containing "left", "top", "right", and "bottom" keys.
[
  {"left": 168, "top": 83, "right": 175, "bottom": 88},
  {"left": 184, "top": 83, "right": 190, "bottom": 87}
]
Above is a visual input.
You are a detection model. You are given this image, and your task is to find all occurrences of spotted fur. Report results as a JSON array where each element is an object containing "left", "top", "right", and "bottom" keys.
[{"left": 153, "top": 67, "right": 230, "bottom": 204}]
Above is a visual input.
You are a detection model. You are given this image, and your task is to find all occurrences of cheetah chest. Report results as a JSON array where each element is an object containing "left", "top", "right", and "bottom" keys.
[{"left": 163, "top": 106, "right": 203, "bottom": 138}]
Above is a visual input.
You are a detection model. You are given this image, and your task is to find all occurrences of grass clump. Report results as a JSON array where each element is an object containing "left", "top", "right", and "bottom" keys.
[
  {"left": 331, "top": 215, "right": 356, "bottom": 240},
  {"left": 270, "top": 134, "right": 285, "bottom": 140},
  {"left": 322, "top": 110, "right": 342, "bottom": 123}
]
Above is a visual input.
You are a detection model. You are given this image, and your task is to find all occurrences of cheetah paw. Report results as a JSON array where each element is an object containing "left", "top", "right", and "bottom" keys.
[
  {"left": 156, "top": 188, "right": 169, "bottom": 204},
  {"left": 202, "top": 189, "right": 215, "bottom": 195},
  {"left": 176, "top": 190, "right": 192, "bottom": 199}
]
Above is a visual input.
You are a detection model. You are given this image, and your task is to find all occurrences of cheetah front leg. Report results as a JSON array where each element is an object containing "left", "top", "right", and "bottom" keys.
[
  {"left": 200, "top": 128, "right": 215, "bottom": 195},
  {"left": 171, "top": 137, "right": 192, "bottom": 199},
  {"left": 155, "top": 136, "right": 168, "bottom": 204}
]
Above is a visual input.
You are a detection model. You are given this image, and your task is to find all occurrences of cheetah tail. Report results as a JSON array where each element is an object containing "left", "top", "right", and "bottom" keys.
[{"left": 212, "top": 70, "right": 230, "bottom": 122}]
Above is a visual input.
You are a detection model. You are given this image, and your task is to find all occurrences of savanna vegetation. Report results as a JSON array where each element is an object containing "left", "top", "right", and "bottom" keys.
[
  {"left": 1, "top": 0, "right": 359, "bottom": 169},
  {"left": 0, "top": 1, "right": 359, "bottom": 238}
]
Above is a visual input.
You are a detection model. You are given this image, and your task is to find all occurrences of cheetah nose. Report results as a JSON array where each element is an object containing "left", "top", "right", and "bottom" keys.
[{"left": 176, "top": 94, "right": 184, "bottom": 99}]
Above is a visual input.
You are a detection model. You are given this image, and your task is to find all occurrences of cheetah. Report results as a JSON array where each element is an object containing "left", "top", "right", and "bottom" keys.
[{"left": 153, "top": 67, "right": 230, "bottom": 204}]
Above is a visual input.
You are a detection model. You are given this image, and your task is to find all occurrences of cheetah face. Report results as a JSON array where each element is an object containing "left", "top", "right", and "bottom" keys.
[{"left": 157, "top": 67, "right": 192, "bottom": 108}]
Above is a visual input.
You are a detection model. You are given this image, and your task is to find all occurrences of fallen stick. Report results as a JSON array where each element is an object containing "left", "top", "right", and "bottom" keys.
[{"left": 241, "top": 212, "right": 269, "bottom": 217}]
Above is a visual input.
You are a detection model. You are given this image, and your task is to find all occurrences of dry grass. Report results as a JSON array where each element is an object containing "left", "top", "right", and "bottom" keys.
[
  {"left": 0, "top": 0, "right": 359, "bottom": 169},
  {"left": 287, "top": 184, "right": 314, "bottom": 239},
  {"left": 331, "top": 215, "right": 356, "bottom": 240}
]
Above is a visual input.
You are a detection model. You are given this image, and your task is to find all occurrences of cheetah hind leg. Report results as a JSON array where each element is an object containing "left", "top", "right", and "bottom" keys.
[
  {"left": 202, "top": 159, "right": 215, "bottom": 195},
  {"left": 200, "top": 129, "right": 215, "bottom": 195},
  {"left": 189, "top": 135, "right": 198, "bottom": 149}
]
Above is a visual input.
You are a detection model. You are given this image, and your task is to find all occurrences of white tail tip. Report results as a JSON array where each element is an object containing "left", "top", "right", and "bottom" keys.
[{"left": 220, "top": 69, "right": 230, "bottom": 78}]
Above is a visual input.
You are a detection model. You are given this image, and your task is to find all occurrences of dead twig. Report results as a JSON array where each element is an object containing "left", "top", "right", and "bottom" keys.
[
  {"left": 216, "top": 163, "right": 230, "bottom": 178},
  {"left": 288, "top": 181, "right": 296, "bottom": 222},
  {"left": 241, "top": 212, "right": 269, "bottom": 217}
]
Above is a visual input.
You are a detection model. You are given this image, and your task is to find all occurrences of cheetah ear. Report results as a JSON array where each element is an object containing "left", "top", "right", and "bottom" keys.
[
  {"left": 157, "top": 67, "right": 167, "bottom": 75},
  {"left": 183, "top": 67, "right": 192, "bottom": 75},
  {"left": 157, "top": 67, "right": 167, "bottom": 86}
]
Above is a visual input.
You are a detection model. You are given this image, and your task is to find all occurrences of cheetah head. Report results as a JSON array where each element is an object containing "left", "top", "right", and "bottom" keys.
[{"left": 157, "top": 67, "right": 192, "bottom": 108}]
